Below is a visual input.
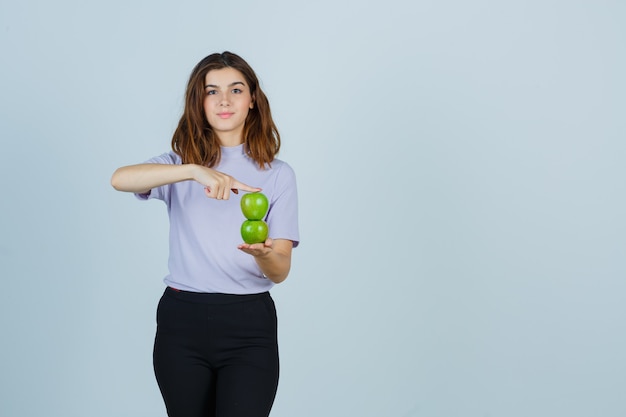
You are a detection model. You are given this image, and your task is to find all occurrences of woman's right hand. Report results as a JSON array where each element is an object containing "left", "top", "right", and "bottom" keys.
[{"left": 192, "top": 165, "right": 261, "bottom": 200}]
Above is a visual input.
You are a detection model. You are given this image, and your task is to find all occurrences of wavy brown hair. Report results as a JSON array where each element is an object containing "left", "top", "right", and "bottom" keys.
[{"left": 171, "top": 51, "right": 280, "bottom": 168}]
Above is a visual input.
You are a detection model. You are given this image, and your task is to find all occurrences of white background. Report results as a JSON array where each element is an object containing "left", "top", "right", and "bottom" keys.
[{"left": 1, "top": 1, "right": 625, "bottom": 416}]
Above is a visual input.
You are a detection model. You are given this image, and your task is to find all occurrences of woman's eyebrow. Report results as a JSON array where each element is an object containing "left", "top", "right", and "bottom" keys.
[{"left": 204, "top": 81, "right": 246, "bottom": 89}]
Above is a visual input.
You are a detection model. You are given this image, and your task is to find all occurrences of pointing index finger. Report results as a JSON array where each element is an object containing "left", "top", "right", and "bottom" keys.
[{"left": 232, "top": 180, "right": 262, "bottom": 193}]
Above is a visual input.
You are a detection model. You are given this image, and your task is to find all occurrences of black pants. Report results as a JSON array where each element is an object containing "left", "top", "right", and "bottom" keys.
[{"left": 153, "top": 287, "right": 279, "bottom": 417}]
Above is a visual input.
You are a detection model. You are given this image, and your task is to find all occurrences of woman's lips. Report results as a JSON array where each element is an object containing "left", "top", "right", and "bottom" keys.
[{"left": 218, "top": 112, "right": 234, "bottom": 119}]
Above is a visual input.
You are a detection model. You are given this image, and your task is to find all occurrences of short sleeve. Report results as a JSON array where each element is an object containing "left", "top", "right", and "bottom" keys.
[
  {"left": 133, "top": 151, "right": 181, "bottom": 203},
  {"left": 266, "top": 162, "right": 300, "bottom": 248}
]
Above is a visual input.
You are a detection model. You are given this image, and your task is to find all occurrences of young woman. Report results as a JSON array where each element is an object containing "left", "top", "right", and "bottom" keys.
[{"left": 111, "top": 51, "right": 299, "bottom": 417}]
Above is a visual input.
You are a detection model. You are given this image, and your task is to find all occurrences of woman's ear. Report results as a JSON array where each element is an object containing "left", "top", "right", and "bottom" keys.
[{"left": 250, "top": 93, "right": 255, "bottom": 109}]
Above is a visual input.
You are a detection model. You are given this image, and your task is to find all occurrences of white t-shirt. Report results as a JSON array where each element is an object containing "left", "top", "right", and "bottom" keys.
[{"left": 136, "top": 144, "right": 299, "bottom": 294}]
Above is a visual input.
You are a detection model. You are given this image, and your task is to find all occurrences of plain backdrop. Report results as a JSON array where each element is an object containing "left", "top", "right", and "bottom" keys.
[{"left": 1, "top": 1, "right": 625, "bottom": 416}]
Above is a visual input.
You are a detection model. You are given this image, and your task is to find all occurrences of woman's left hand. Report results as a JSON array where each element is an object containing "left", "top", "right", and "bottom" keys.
[
  {"left": 237, "top": 238, "right": 274, "bottom": 257},
  {"left": 237, "top": 238, "right": 293, "bottom": 283}
]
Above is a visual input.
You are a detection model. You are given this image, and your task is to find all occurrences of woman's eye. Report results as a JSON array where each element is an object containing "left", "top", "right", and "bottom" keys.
[
  {"left": 232, "top": 88, "right": 242, "bottom": 94},
  {"left": 206, "top": 90, "right": 217, "bottom": 95}
]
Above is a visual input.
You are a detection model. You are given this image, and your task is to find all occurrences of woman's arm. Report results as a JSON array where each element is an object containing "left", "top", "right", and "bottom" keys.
[
  {"left": 111, "top": 163, "right": 196, "bottom": 194},
  {"left": 111, "top": 163, "right": 260, "bottom": 199},
  {"left": 238, "top": 238, "right": 293, "bottom": 283}
]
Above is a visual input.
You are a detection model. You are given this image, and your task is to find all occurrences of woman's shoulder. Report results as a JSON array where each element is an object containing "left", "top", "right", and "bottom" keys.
[
  {"left": 268, "top": 158, "right": 297, "bottom": 178},
  {"left": 146, "top": 150, "right": 182, "bottom": 165},
  {"left": 266, "top": 158, "right": 297, "bottom": 190},
  {"left": 270, "top": 157, "right": 294, "bottom": 171}
]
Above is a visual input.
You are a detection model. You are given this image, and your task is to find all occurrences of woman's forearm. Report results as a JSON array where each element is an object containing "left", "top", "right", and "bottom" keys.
[
  {"left": 111, "top": 163, "right": 197, "bottom": 194},
  {"left": 253, "top": 239, "right": 293, "bottom": 284}
]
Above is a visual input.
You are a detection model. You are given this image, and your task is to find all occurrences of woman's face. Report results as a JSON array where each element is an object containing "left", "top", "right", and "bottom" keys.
[{"left": 203, "top": 67, "right": 254, "bottom": 146}]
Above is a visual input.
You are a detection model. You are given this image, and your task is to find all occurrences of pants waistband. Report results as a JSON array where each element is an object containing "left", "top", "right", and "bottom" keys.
[{"left": 164, "top": 286, "right": 270, "bottom": 305}]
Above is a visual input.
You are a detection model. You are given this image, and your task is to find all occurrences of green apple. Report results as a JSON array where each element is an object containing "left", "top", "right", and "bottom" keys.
[
  {"left": 240, "top": 192, "right": 269, "bottom": 220},
  {"left": 241, "top": 220, "right": 269, "bottom": 244}
]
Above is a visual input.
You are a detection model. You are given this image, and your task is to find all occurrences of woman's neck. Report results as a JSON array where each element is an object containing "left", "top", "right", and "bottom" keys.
[{"left": 217, "top": 131, "right": 244, "bottom": 147}]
